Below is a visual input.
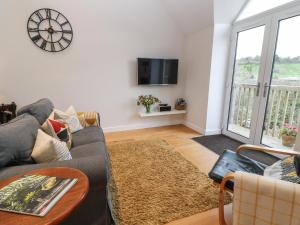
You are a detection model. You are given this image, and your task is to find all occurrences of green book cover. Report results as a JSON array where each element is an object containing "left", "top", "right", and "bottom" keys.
[{"left": 0, "top": 174, "right": 77, "bottom": 216}]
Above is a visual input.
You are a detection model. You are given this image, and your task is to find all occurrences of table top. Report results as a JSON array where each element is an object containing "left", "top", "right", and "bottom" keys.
[{"left": 0, "top": 167, "right": 89, "bottom": 225}]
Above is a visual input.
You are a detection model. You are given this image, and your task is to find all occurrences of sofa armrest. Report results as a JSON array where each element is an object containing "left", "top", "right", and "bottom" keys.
[
  {"left": 0, "top": 155, "right": 107, "bottom": 189},
  {"left": 77, "top": 112, "right": 100, "bottom": 127}
]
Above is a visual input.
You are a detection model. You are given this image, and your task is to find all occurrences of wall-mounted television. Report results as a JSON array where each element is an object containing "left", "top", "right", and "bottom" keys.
[{"left": 137, "top": 58, "right": 178, "bottom": 85}]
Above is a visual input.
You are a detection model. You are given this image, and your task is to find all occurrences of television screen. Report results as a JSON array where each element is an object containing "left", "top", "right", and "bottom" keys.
[{"left": 137, "top": 58, "right": 178, "bottom": 85}]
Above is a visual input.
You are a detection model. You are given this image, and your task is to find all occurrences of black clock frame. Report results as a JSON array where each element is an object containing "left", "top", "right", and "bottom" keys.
[{"left": 27, "top": 8, "right": 73, "bottom": 53}]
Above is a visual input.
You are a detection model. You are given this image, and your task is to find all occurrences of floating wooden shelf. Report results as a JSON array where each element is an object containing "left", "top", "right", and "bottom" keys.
[{"left": 139, "top": 110, "right": 187, "bottom": 117}]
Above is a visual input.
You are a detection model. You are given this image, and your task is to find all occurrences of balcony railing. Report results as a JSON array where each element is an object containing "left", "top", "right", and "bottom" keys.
[{"left": 229, "top": 83, "right": 300, "bottom": 138}]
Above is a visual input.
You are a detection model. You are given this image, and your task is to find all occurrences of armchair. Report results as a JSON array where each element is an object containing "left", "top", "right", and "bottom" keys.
[
  {"left": 210, "top": 144, "right": 300, "bottom": 225},
  {"left": 209, "top": 144, "right": 300, "bottom": 190},
  {"left": 219, "top": 171, "right": 300, "bottom": 225}
]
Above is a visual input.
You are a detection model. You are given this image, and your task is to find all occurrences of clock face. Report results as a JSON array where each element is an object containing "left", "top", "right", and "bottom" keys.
[{"left": 27, "top": 8, "right": 73, "bottom": 52}]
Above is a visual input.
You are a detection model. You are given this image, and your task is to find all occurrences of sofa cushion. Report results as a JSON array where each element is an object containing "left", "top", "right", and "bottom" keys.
[
  {"left": 70, "top": 142, "right": 106, "bottom": 159},
  {"left": 43, "top": 118, "right": 72, "bottom": 149},
  {"left": 17, "top": 98, "right": 54, "bottom": 125},
  {"left": 31, "top": 129, "right": 72, "bottom": 163},
  {"left": 0, "top": 114, "right": 39, "bottom": 167},
  {"left": 72, "top": 126, "right": 105, "bottom": 147},
  {"left": 54, "top": 107, "right": 83, "bottom": 133}
]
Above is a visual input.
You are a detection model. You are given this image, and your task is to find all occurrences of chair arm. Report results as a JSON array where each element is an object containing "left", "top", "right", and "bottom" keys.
[
  {"left": 236, "top": 144, "right": 300, "bottom": 156},
  {"left": 219, "top": 173, "right": 234, "bottom": 225}
]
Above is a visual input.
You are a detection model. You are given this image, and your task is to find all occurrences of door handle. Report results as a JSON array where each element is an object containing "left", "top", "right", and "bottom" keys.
[
  {"left": 263, "top": 82, "right": 270, "bottom": 98},
  {"left": 256, "top": 82, "right": 261, "bottom": 97}
]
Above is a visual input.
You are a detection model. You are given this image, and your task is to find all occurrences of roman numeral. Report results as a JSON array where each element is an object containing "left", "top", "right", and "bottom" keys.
[
  {"left": 51, "top": 43, "right": 55, "bottom": 52},
  {"left": 40, "top": 40, "right": 47, "bottom": 50},
  {"left": 61, "top": 21, "right": 69, "bottom": 26},
  {"left": 29, "top": 18, "right": 39, "bottom": 25},
  {"left": 58, "top": 41, "right": 65, "bottom": 50},
  {"left": 55, "top": 13, "right": 60, "bottom": 21},
  {"left": 28, "top": 27, "right": 38, "bottom": 32},
  {"left": 45, "top": 9, "right": 51, "bottom": 19},
  {"left": 35, "top": 11, "right": 43, "bottom": 21},
  {"left": 62, "top": 30, "right": 72, "bottom": 34},
  {"left": 31, "top": 35, "right": 41, "bottom": 43},
  {"left": 62, "top": 37, "right": 71, "bottom": 44}
]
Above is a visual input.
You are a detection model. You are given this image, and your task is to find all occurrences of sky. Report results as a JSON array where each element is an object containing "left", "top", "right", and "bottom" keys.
[{"left": 236, "top": 15, "right": 300, "bottom": 59}]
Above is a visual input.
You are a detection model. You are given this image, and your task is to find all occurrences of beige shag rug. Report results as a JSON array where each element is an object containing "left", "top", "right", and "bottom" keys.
[{"left": 107, "top": 139, "right": 231, "bottom": 225}]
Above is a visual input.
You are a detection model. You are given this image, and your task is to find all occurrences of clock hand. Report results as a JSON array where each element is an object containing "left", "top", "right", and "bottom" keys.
[{"left": 52, "top": 30, "right": 63, "bottom": 33}]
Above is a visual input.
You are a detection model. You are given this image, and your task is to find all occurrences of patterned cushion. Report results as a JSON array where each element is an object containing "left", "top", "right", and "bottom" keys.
[
  {"left": 42, "top": 119, "right": 72, "bottom": 149},
  {"left": 54, "top": 106, "right": 83, "bottom": 133},
  {"left": 264, "top": 156, "right": 300, "bottom": 183},
  {"left": 31, "top": 129, "right": 72, "bottom": 163},
  {"left": 77, "top": 112, "right": 99, "bottom": 127}
]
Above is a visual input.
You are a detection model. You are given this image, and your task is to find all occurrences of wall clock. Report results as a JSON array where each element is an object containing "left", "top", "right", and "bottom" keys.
[{"left": 27, "top": 8, "right": 73, "bottom": 52}]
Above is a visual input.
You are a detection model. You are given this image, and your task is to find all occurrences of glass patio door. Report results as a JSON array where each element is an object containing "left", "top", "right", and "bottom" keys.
[
  {"left": 224, "top": 5, "right": 300, "bottom": 150},
  {"left": 223, "top": 23, "right": 269, "bottom": 143},
  {"left": 258, "top": 14, "right": 300, "bottom": 149}
]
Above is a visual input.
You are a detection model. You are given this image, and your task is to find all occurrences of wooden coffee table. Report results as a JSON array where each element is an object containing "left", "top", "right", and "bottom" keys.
[{"left": 0, "top": 167, "right": 89, "bottom": 225}]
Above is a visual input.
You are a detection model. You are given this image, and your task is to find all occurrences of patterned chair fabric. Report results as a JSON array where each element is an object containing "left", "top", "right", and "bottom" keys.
[{"left": 233, "top": 171, "right": 300, "bottom": 225}]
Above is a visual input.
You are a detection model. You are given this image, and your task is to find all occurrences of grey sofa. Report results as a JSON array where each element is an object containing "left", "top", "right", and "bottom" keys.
[{"left": 0, "top": 99, "right": 112, "bottom": 225}]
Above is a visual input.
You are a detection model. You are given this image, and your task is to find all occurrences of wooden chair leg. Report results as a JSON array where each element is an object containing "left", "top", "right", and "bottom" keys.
[{"left": 219, "top": 173, "right": 234, "bottom": 225}]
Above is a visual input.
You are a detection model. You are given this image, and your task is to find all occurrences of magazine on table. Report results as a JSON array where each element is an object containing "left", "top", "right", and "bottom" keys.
[{"left": 0, "top": 174, "right": 77, "bottom": 217}]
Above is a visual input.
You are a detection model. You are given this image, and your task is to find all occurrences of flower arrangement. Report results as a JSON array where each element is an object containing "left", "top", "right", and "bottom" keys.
[
  {"left": 137, "top": 95, "right": 160, "bottom": 113},
  {"left": 280, "top": 124, "right": 298, "bottom": 147},
  {"left": 280, "top": 124, "right": 298, "bottom": 137}
]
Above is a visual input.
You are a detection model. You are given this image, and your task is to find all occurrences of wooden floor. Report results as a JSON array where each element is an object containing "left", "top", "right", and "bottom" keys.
[{"left": 105, "top": 125, "right": 232, "bottom": 225}]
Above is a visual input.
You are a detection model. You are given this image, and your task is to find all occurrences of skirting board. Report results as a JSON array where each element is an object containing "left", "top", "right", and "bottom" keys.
[
  {"left": 103, "top": 120, "right": 184, "bottom": 133},
  {"left": 204, "top": 128, "right": 222, "bottom": 135},
  {"left": 183, "top": 121, "right": 205, "bottom": 134},
  {"left": 103, "top": 120, "right": 221, "bottom": 135},
  {"left": 184, "top": 121, "right": 221, "bottom": 135}
]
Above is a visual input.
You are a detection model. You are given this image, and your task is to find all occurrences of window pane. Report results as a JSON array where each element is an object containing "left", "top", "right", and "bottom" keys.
[
  {"left": 262, "top": 15, "right": 300, "bottom": 149},
  {"left": 227, "top": 26, "right": 265, "bottom": 138},
  {"left": 237, "top": 0, "right": 295, "bottom": 21}
]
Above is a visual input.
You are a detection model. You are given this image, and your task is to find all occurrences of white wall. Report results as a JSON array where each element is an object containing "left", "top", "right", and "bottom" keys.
[
  {"left": 183, "top": 27, "right": 214, "bottom": 133},
  {"left": 183, "top": 24, "right": 231, "bottom": 135},
  {"left": 205, "top": 24, "right": 231, "bottom": 134},
  {"left": 0, "top": 0, "right": 187, "bottom": 132}
]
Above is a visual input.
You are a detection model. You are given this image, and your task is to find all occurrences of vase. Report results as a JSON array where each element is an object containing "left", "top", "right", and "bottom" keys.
[
  {"left": 145, "top": 105, "right": 151, "bottom": 113},
  {"left": 281, "top": 134, "right": 296, "bottom": 147}
]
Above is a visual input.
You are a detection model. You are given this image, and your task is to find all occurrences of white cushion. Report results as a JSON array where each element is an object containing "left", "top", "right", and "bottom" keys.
[
  {"left": 31, "top": 129, "right": 72, "bottom": 163},
  {"left": 54, "top": 106, "right": 83, "bottom": 133}
]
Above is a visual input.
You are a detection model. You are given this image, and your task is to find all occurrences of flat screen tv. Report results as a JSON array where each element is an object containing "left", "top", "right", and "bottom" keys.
[{"left": 137, "top": 58, "right": 178, "bottom": 85}]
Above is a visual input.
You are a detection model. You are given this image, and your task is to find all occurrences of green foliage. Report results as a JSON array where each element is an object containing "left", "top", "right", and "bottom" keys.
[
  {"left": 280, "top": 124, "right": 298, "bottom": 137},
  {"left": 235, "top": 56, "right": 300, "bottom": 81},
  {"left": 137, "top": 95, "right": 160, "bottom": 107}
]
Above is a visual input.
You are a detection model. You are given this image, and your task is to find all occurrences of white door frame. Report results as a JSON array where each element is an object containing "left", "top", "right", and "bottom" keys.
[
  {"left": 222, "top": 2, "right": 300, "bottom": 145},
  {"left": 253, "top": 5, "right": 300, "bottom": 146},
  {"left": 222, "top": 16, "right": 272, "bottom": 144}
]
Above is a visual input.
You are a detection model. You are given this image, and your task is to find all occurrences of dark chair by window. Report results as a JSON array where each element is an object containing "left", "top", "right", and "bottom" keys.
[{"left": 0, "top": 102, "right": 17, "bottom": 124}]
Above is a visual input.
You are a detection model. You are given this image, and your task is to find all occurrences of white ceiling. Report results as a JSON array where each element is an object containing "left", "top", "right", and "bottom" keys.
[
  {"left": 214, "top": 0, "right": 248, "bottom": 23},
  {"left": 160, "top": 0, "right": 246, "bottom": 34},
  {"left": 161, "top": 0, "right": 214, "bottom": 34}
]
